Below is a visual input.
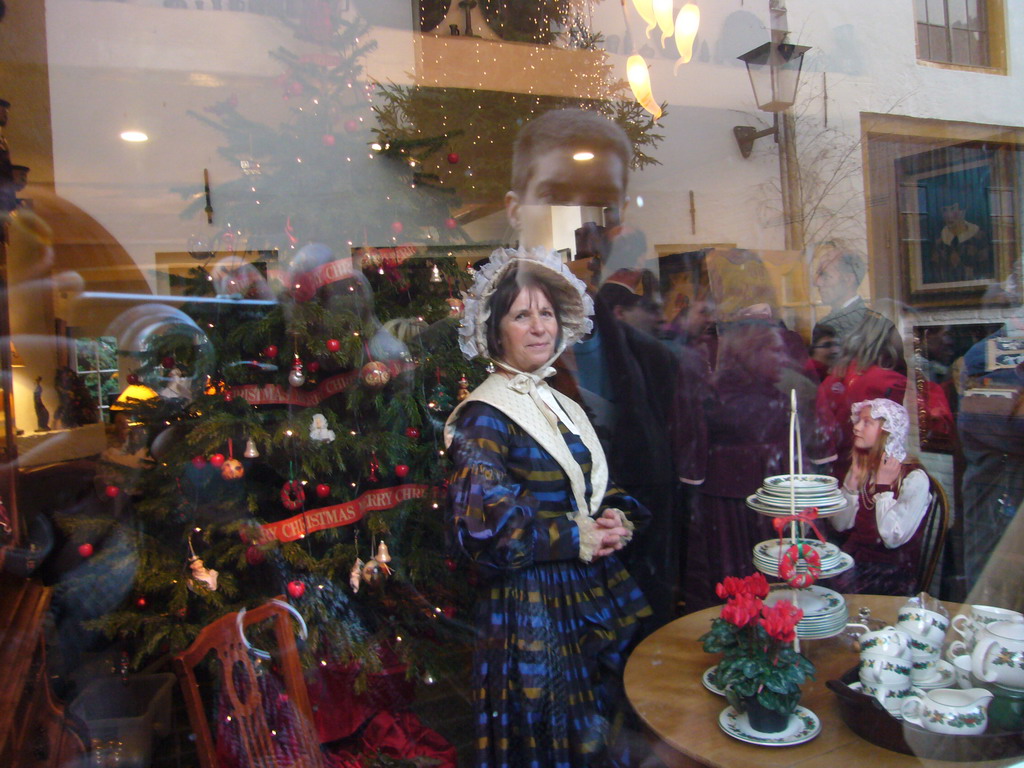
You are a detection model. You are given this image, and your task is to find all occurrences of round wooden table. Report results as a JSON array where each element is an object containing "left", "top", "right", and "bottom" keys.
[{"left": 624, "top": 594, "right": 1020, "bottom": 767}]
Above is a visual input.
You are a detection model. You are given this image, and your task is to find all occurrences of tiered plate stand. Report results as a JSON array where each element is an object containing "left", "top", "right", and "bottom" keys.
[{"left": 745, "top": 391, "right": 856, "bottom": 643}]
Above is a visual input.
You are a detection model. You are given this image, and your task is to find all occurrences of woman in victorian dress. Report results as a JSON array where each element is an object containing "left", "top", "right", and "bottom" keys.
[{"left": 444, "top": 248, "right": 650, "bottom": 767}]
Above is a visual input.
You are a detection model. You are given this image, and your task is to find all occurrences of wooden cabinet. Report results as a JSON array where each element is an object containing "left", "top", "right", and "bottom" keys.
[{"left": 0, "top": 575, "right": 86, "bottom": 767}]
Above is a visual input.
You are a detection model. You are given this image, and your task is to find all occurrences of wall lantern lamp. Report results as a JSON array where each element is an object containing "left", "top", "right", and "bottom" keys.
[{"left": 733, "top": 40, "right": 810, "bottom": 158}]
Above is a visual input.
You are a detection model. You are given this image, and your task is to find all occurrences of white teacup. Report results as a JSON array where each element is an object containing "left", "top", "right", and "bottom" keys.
[
  {"left": 911, "top": 655, "right": 942, "bottom": 684},
  {"left": 972, "top": 621, "right": 1024, "bottom": 690},
  {"left": 857, "top": 627, "right": 913, "bottom": 659},
  {"left": 951, "top": 654, "right": 973, "bottom": 689},
  {"left": 904, "top": 630, "right": 941, "bottom": 658},
  {"left": 860, "top": 651, "right": 913, "bottom": 685},
  {"left": 897, "top": 606, "right": 950, "bottom": 645},
  {"left": 860, "top": 679, "right": 913, "bottom": 714},
  {"left": 901, "top": 688, "right": 993, "bottom": 735}
]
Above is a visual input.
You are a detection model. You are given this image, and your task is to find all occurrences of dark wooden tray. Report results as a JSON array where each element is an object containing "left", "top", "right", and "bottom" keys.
[{"left": 827, "top": 666, "right": 1024, "bottom": 762}]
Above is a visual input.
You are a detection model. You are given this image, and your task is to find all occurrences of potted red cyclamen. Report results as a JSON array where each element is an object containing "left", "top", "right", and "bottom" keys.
[{"left": 700, "top": 573, "right": 816, "bottom": 733}]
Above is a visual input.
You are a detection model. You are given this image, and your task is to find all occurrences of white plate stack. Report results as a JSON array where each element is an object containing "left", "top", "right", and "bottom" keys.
[
  {"left": 752, "top": 538, "right": 854, "bottom": 580},
  {"left": 765, "top": 583, "right": 849, "bottom": 640},
  {"left": 745, "top": 474, "right": 850, "bottom": 518}
]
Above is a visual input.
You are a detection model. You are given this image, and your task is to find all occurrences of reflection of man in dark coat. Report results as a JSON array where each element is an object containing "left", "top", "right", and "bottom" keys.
[
  {"left": 505, "top": 108, "right": 707, "bottom": 629},
  {"left": 812, "top": 244, "right": 894, "bottom": 344},
  {"left": 552, "top": 295, "right": 707, "bottom": 628},
  {"left": 958, "top": 324, "right": 1024, "bottom": 605}
]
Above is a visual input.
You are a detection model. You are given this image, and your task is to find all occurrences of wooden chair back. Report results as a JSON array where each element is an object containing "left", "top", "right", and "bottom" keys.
[
  {"left": 172, "top": 600, "right": 324, "bottom": 768},
  {"left": 916, "top": 474, "right": 951, "bottom": 595}
]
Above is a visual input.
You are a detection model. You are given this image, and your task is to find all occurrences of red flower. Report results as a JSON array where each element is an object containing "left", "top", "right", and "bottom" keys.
[
  {"left": 744, "top": 572, "right": 770, "bottom": 599},
  {"left": 721, "top": 593, "right": 763, "bottom": 628},
  {"left": 715, "top": 576, "right": 746, "bottom": 600},
  {"left": 759, "top": 600, "right": 804, "bottom": 643}
]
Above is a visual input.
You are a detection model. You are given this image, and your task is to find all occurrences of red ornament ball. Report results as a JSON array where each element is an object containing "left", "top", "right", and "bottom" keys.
[
  {"left": 287, "top": 580, "right": 306, "bottom": 599},
  {"left": 404, "top": 427, "right": 421, "bottom": 440},
  {"left": 191, "top": 455, "right": 207, "bottom": 469},
  {"left": 209, "top": 453, "right": 226, "bottom": 468},
  {"left": 136, "top": 597, "right": 147, "bottom": 608},
  {"left": 245, "top": 545, "right": 265, "bottom": 566},
  {"left": 307, "top": 360, "right": 321, "bottom": 373},
  {"left": 263, "top": 344, "right": 279, "bottom": 359},
  {"left": 126, "top": 373, "right": 140, "bottom": 385},
  {"left": 394, "top": 464, "right": 409, "bottom": 478},
  {"left": 390, "top": 221, "right": 404, "bottom": 236},
  {"left": 444, "top": 558, "right": 457, "bottom": 572},
  {"left": 325, "top": 338, "right": 341, "bottom": 353},
  {"left": 447, "top": 152, "right": 460, "bottom": 165},
  {"left": 444, "top": 217, "right": 458, "bottom": 230},
  {"left": 315, "top": 483, "right": 331, "bottom": 498},
  {"left": 224, "top": 391, "right": 234, "bottom": 402},
  {"left": 360, "top": 361, "right": 391, "bottom": 388},
  {"left": 162, "top": 356, "right": 176, "bottom": 369},
  {"left": 321, "top": 133, "right": 336, "bottom": 147},
  {"left": 104, "top": 485, "right": 120, "bottom": 499},
  {"left": 78, "top": 542, "right": 94, "bottom": 558},
  {"left": 343, "top": 119, "right": 360, "bottom": 133}
]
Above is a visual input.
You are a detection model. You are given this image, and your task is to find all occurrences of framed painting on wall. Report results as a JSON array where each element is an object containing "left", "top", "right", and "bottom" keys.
[{"left": 896, "top": 142, "right": 1020, "bottom": 309}]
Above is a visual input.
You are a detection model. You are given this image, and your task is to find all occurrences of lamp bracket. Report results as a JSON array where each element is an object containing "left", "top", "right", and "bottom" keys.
[{"left": 733, "top": 119, "right": 779, "bottom": 159}]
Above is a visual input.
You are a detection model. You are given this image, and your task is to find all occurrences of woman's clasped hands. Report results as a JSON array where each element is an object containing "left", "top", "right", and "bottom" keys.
[{"left": 593, "top": 508, "right": 630, "bottom": 559}]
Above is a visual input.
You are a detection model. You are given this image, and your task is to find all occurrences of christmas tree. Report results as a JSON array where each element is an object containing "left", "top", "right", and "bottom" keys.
[{"left": 72, "top": 6, "right": 480, "bottom": 692}]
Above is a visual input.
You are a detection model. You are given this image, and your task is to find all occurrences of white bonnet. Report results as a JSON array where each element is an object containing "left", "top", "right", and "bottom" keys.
[
  {"left": 851, "top": 398, "right": 909, "bottom": 462},
  {"left": 457, "top": 247, "right": 593, "bottom": 361}
]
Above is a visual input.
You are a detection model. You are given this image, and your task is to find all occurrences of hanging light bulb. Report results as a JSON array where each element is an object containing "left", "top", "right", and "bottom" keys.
[
  {"left": 244, "top": 438, "right": 260, "bottom": 458},
  {"left": 627, "top": 55, "right": 662, "bottom": 120},
  {"left": 654, "top": 0, "right": 674, "bottom": 47},
  {"left": 674, "top": 3, "right": 700, "bottom": 72},
  {"left": 631, "top": 0, "right": 657, "bottom": 38},
  {"left": 429, "top": 262, "right": 443, "bottom": 283}
]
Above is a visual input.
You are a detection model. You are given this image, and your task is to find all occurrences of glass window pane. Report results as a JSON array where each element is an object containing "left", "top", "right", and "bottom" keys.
[
  {"left": 951, "top": 27, "right": 971, "bottom": 63},
  {"left": 916, "top": 22, "right": 932, "bottom": 58},
  {"left": 927, "top": 0, "right": 948, "bottom": 25},
  {"left": 915, "top": 0, "right": 930, "bottom": 23},
  {"left": 948, "top": 0, "right": 969, "bottom": 28},
  {"left": 929, "top": 24, "right": 951, "bottom": 61},
  {"left": 973, "top": 30, "right": 990, "bottom": 66},
  {"left": 965, "top": 0, "right": 981, "bottom": 29}
]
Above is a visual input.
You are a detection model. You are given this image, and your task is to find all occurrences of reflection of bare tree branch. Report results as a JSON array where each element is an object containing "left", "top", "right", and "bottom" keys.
[{"left": 757, "top": 70, "right": 914, "bottom": 250}]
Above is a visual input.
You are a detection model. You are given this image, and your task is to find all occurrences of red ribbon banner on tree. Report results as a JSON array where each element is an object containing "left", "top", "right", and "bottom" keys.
[
  {"left": 267, "top": 255, "right": 356, "bottom": 293},
  {"left": 229, "top": 361, "right": 416, "bottom": 407},
  {"left": 261, "top": 483, "right": 431, "bottom": 542}
]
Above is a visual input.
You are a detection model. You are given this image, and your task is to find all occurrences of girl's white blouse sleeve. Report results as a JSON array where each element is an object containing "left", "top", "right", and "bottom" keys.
[
  {"left": 874, "top": 469, "right": 931, "bottom": 548},
  {"left": 832, "top": 469, "right": 931, "bottom": 548}
]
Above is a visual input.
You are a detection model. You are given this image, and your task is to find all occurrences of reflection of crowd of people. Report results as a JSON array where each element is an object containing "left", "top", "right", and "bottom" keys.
[{"left": 441, "top": 108, "right": 1017, "bottom": 766}]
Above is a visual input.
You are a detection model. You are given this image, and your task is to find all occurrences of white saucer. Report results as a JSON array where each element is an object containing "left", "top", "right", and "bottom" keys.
[
  {"left": 703, "top": 665, "right": 725, "bottom": 696},
  {"left": 746, "top": 494, "right": 847, "bottom": 518},
  {"left": 718, "top": 705, "right": 821, "bottom": 746},
  {"left": 913, "top": 659, "right": 956, "bottom": 689}
]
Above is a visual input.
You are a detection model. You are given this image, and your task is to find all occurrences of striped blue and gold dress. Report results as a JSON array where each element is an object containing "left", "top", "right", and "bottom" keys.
[{"left": 447, "top": 400, "right": 651, "bottom": 768}]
